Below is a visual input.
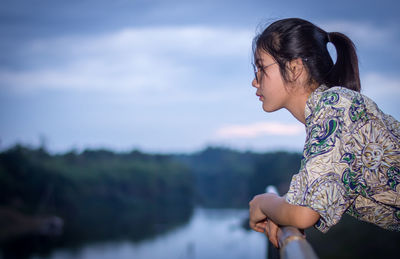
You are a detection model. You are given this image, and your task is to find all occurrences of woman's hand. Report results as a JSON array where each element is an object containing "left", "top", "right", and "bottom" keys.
[
  {"left": 265, "top": 219, "right": 280, "bottom": 248},
  {"left": 249, "top": 193, "right": 279, "bottom": 230},
  {"left": 248, "top": 193, "right": 270, "bottom": 232},
  {"left": 249, "top": 193, "right": 280, "bottom": 248}
]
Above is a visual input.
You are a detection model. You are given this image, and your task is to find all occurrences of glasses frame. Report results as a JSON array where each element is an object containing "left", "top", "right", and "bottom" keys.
[{"left": 252, "top": 62, "right": 277, "bottom": 83}]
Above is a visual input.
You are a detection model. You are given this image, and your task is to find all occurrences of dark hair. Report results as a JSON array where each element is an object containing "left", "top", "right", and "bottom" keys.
[{"left": 253, "top": 18, "right": 361, "bottom": 92}]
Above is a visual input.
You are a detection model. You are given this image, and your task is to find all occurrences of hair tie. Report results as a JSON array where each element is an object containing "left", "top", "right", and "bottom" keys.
[{"left": 327, "top": 32, "right": 331, "bottom": 43}]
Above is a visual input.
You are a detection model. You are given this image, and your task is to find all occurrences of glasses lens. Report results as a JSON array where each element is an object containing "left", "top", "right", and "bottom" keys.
[{"left": 252, "top": 64, "right": 258, "bottom": 82}]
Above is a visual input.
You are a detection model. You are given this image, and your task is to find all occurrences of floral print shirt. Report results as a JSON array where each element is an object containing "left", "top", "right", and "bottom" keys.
[{"left": 285, "top": 85, "right": 400, "bottom": 233}]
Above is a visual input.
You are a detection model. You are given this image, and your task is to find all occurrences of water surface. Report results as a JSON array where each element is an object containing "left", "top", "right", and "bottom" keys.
[{"left": 42, "top": 208, "right": 266, "bottom": 259}]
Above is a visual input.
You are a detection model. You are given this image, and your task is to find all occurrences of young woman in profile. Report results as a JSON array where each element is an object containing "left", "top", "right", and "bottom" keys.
[{"left": 248, "top": 18, "right": 400, "bottom": 248}]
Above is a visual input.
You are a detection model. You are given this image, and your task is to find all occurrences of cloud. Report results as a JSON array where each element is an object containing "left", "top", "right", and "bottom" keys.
[
  {"left": 361, "top": 72, "right": 400, "bottom": 120},
  {"left": 0, "top": 26, "right": 253, "bottom": 94},
  {"left": 319, "top": 20, "right": 398, "bottom": 48},
  {"left": 362, "top": 73, "right": 400, "bottom": 96},
  {"left": 214, "top": 122, "right": 304, "bottom": 139}
]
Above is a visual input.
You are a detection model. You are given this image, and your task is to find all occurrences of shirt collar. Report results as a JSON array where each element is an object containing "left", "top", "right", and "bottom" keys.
[{"left": 304, "top": 84, "right": 329, "bottom": 121}]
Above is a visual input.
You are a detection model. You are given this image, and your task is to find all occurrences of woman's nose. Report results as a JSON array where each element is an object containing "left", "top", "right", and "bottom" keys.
[{"left": 252, "top": 78, "right": 259, "bottom": 88}]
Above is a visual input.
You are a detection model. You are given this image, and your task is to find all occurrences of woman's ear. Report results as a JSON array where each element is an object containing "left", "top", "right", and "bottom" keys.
[{"left": 287, "top": 58, "right": 304, "bottom": 82}]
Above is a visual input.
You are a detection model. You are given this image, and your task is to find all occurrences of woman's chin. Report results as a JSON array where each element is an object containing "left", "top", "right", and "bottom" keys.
[{"left": 262, "top": 104, "right": 279, "bottom": 113}]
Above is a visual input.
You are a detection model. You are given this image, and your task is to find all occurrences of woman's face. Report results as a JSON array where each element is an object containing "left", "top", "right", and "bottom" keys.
[{"left": 252, "top": 50, "right": 290, "bottom": 113}]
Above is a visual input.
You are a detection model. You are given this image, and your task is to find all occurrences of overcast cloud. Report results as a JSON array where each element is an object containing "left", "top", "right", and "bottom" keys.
[{"left": 0, "top": 0, "right": 399, "bottom": 153}]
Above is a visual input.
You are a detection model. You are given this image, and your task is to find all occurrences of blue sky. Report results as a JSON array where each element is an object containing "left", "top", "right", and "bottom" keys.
[{"left": 0, "top": 0, "right": 399, "bottom": 153}]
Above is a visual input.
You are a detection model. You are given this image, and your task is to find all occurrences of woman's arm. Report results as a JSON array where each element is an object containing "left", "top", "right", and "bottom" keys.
[{"left": 249, "top": 193, "right": 320, "bottom": 230}]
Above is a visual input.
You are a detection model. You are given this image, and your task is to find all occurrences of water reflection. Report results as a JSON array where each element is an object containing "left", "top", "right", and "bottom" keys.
[{"left": 44, "top": 208, "right": 265, "bottom": 259}]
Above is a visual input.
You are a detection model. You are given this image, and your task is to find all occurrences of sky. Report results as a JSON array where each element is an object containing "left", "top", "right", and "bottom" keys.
[{"left": 0, "top": 0, "right": 399, "bottom": 154}]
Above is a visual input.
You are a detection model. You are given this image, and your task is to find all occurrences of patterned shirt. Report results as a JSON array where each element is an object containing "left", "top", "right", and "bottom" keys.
[{"left": 285, "top": 85, "right": 400, "bottom": 233}]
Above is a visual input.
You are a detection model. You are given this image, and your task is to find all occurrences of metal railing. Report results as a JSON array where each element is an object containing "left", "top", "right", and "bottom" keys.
[{"left": 265, "top": 186, "right": 319, "bottom": 259}]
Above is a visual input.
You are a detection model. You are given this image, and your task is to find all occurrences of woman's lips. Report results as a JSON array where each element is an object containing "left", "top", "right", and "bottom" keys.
[{"left": 256, "top": 93, "right": 263, "bottom": 101}]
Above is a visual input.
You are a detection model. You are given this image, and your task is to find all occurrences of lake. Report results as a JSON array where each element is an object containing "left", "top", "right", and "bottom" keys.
[{"left": 31, "top": 208, "right": 267, "bottom": 259}]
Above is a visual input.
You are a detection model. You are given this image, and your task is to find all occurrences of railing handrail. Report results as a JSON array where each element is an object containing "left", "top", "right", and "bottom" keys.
[{"left": 265, "top": 186, "right": 319, "bottom": 259}]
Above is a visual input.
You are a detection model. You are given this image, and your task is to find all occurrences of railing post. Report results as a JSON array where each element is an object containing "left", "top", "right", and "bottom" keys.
[{"left": 265, "top": 186, "right": 319, "bottom": 259}]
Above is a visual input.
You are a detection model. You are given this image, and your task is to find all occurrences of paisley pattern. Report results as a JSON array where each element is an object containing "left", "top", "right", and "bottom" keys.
[
  {"left": 285, "top": 85, "right": 400, "bottom": 233},
  {"left": 387, "top": 167, "right": 400, "bottom": 191},
  {"left": 304, "top": 118, "right": 341, "bottom": 158}
]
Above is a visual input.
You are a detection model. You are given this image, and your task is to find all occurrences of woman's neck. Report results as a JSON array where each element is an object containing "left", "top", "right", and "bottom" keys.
[
  {"left": 286, "top": 94, "right": 309, "bottom": 124},
  {"left": 285, "top": 83, "right": 317, "bottom": 125}
]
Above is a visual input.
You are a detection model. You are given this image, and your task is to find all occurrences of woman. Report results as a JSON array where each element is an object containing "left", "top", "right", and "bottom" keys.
[{"left": 248, "top": 18, "right": 400, "bottom": 248}]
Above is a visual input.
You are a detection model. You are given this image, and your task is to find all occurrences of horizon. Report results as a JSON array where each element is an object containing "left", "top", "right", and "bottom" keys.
[{"left": 1, "top": 142, "right": 303, "bottom": 156}]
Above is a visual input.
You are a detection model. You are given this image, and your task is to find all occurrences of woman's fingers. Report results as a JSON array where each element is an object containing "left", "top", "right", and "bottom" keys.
[
  {"left": 253, "top": 221, "right": 267, "bottom": 233},
  {"left": 248, "top": 195, "right": 268, "bottom": 231},
  {"left": 249, "top": 213, "right": 279, "bottom": 249},
  {"left": 264, "top": 220, "right": 279, "bottom": 248},
  {"left": 268, "top": 220, "right": 279, "bottom": 248}
]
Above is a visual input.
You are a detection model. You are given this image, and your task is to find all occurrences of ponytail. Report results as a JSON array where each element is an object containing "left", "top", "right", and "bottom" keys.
[{"left": 326, "top": 32, "right": 361, "bottom": 92}]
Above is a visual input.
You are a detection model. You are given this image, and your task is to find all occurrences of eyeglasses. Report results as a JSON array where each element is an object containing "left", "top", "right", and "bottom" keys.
[{"left": 252, "top": 62, "right": 277, "bottom": 83}]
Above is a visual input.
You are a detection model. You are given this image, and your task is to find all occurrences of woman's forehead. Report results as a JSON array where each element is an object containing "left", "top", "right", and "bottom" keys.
[{"left": 255, "top": 49, "right": 274, "bottom": 63}]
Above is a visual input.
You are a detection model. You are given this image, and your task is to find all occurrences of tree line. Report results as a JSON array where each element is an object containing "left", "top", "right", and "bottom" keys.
[{"left": 0, "top": 145, "right": 302, "bottom": 216}]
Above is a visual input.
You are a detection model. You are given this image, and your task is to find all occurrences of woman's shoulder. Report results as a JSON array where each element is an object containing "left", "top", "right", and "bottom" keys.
[
  {"left": 306, "top": 85, "right": 382, "bottom": 121},
  {"left": 306, "top": 85, "right": 400, "bottom": 139},
  {"left": 305, "top": 85, "right": 354, "bottom": 122},
  {"left": 309, "top": 85, "right": 359, "bottom": 106}
]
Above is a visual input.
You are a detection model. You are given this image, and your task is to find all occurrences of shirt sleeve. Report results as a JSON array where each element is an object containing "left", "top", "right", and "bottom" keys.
[{"left": 285, "top": 90, "right": 352, "bottom": 233}]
